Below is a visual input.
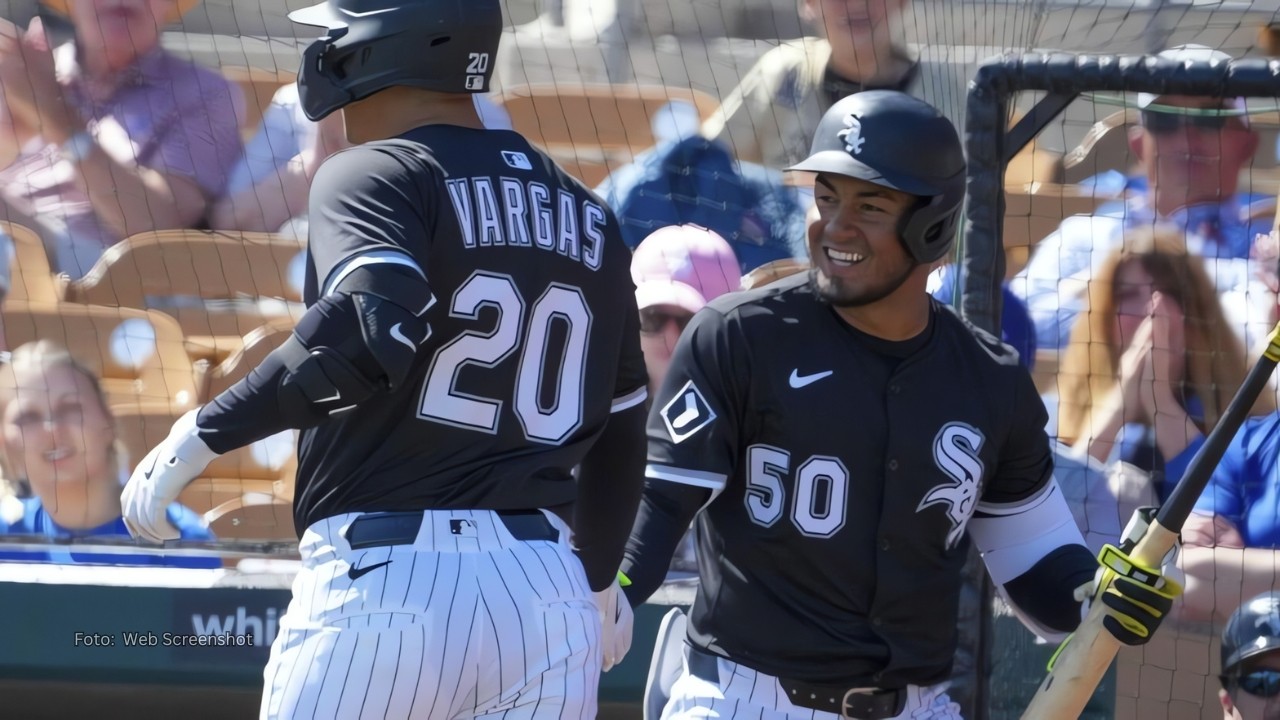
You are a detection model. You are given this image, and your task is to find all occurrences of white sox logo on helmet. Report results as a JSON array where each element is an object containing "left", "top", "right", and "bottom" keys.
[
  {"left": 917, "top": 422, "right": 985, "bottom": 550},
  {"left": 838, "top": 113, "right": 866, "bottom": 155}
]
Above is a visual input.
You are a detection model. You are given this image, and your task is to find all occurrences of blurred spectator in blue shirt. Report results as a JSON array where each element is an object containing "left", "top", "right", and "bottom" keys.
[
  {"left": 0, "top": 340, "right": 217, "bottom": 568},
  {"left": 596, "top": 101, "right": 808, "bottom": 274}
]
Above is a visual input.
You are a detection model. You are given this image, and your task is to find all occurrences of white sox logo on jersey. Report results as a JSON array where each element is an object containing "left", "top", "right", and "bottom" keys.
[
  {"left": 838, "top": 113, "right": 866, "bottom": 155},
  {"left": 917, "top": 422, "right": 986, "bottom": 550}
]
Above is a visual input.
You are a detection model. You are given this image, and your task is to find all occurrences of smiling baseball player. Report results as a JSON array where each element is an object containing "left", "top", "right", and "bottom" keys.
[
  {"left": 616, "top": 90, "right": 1182, "bottom": 719},
  {"left": 119, "top": 0, "right": 648, "bottom": 717}
]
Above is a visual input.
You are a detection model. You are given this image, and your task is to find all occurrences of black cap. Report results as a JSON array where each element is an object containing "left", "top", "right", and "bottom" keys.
[{"left": 1223, "top": 592, "right": 1280, "bottom": 673}]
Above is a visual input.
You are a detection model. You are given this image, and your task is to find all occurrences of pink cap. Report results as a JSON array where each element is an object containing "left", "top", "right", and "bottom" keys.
[{"left": 631, "top": 225, "right": 741, "bottom": 314}]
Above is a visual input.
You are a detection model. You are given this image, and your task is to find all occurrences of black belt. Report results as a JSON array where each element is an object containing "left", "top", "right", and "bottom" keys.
[
  {"left": 345, "top": 510, "right": 559, "bottom": 549},
  {"left": 686, "top": 646, "right": 907, "bottom": 720}
]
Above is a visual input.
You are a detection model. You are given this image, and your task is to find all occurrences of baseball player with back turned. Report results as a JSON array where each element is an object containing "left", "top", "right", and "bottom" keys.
[
  {"left": 616, "top": 90, "right": 1184, "bottom": 720},
  {"left": 118, "top": 0, "right": 648, "bottom": 717}
]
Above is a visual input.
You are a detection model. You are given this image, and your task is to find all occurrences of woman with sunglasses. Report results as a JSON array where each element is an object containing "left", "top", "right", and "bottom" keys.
[
  {"left": 1219, "top": 591, "right": 1280, "bottom": 719},
  {"left": 630, "top": 224, "right": 741, "bottom": 574},
  {"left": 631, "top": 224, "right": 743, "bottom": 398}
]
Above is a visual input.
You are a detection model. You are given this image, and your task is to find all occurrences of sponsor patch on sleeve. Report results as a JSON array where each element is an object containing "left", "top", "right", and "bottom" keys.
[{"left": 660, "top": 379, "right": 717, "bottom": 444}]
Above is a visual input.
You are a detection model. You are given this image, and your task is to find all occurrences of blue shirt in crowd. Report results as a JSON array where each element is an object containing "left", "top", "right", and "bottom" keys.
[
  {"left": 0, "top": 497, "right": 221, "bottom": 568},
  {"left": 1166, "top": 412, "right": 1280, "bottom": 548}
]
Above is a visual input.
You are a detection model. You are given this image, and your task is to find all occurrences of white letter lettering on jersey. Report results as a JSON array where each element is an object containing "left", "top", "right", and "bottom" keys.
[
  {"left": 556, "top": 189, "right": 581, "bottom": 261},
  {"left": 500, "top": 177, "right": 533, "bottom": 247},
  {"left": 473, "top": 178, "right": 504, "bottom": 246},
  {"left": 581, "top": 202, "right": 606, "bottom": 271},
  {"left": 917, "top": 422, "right": 985, "bottom": 550},
  {"left": 446, "top": 178, "right": 477, "bottom": 248},
  {"left": 529, "top": 182, "right": 555, "bottom": 250}
]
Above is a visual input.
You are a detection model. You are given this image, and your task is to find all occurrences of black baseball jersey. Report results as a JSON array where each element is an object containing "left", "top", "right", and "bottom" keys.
[
  {"left": 291, "top": 125, "right": 648, "bottom": 532},
  {"left": 647, "top": 273, "right": 1053, "bottom": 687}
]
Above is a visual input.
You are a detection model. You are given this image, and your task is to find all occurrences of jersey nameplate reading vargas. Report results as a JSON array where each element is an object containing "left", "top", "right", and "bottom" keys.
[{"left": 445, "top": 175, "right": 608, "bottom": 271}]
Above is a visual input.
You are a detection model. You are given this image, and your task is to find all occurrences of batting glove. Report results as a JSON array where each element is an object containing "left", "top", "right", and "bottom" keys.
[
  {"left": 1075, "top": 542, "right": 1183, "bottom": 646},
  {"left": 594, "top": 575, "right": 634, "bottom": 672},
  {"left": 121, "top": 408, "right": 221, "bottom": 543}
]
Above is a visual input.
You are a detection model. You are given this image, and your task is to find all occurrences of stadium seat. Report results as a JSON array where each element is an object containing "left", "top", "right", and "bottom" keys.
[
  {"left": 2, "top": 301, "right": 199, "bottom": 412},
  {"left": 2, "top": 221, "right": 65, "bottom": 304},
  {"left": 220, "top": 66, "right": 298, "bottom": 141},
  {"left": 194, "top": 317, "right": 295, "bottom": 403},
  {"left": 496, "top": 83, "right": 721, "bottom": 187},
  {"left": 64, "top": 229, "right": 307, "bottom": 359},
  {"left": 114, "top": 403, "right": 298, "bottom": 540}
]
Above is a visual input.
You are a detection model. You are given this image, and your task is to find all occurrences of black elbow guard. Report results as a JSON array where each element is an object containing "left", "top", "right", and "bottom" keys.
[{"left": 277, "top": 263, "right": 432, "bottom": 419}]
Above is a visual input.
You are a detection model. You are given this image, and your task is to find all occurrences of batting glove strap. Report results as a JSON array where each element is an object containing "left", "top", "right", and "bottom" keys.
[{"left": 1081, "top": 544, "right": 1183, "bottom": 646}]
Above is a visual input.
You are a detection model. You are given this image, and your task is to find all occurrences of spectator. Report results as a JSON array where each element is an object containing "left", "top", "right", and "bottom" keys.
[
  {"left": 630, "top": 224, "right": 740, "bottom": 573},
  {"left": 1218, "top": 591, "right": 1280, "bottom": 719},
  {"left": 703, "top": 0, "right": 965, "bottom": 171},
  {"left": 1012, "top": 44, "right": 1273, "bottom": 352},
  {"left": 1168, "top": 405, "right": 1280, "bottom": 624},
  {"left": 211, "top": 85, "right": 512, "bottom": 237},
  {"left": 0, "top": 341, "right": 217, "bottom": 567},
  {"left": 0, "top": 0, "right": 243, "bottom": 279},
  {"left": 1053, "top": 229, "right": 1269, "bottom": 481},
  {"left": 631, "top": 224, "right": 741, "bottom": 397},
  {"left": 929, "top": 263, "right": 1038, "bottom": 371},
  {"left": 598, "top": 101, "right": 809, "bottom": 273}
]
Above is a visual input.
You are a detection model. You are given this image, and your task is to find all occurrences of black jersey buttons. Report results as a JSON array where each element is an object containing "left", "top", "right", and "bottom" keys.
[
  {"left": 872, "top": 616, "right": 884, "bottom": 628},
  {"left": 890, "top": 384, "right": 901, "bottom": 395},
  {"left": 880, "top": 538, "right": 892, "bottom": 551},
  {"left": 888, "top": 459, "right": 899, "bottom": 471}
]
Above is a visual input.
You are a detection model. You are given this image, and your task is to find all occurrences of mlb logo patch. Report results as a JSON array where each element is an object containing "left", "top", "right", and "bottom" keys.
[
  {"left": 660, "top": 380, "right": 716, "bottom": 444},
  {"left": 465, "top": 75, "right": 484, "bottom": 90},
  {"left": 502, "top": 151, "right": 533, "bottom": 170},
  {"left": 450, "top": 519, "right": 477, "bottom": 536}
]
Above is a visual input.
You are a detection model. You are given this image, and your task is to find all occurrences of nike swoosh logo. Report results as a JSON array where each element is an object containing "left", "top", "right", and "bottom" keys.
[
  {"left": 348, "top": 560, "right": 392, "bottom": 581},
  {"left": 389, "top": 323, "right": 416, "bottom": 351},
  {"left": 789, "top": 369, "right": 834, "bottom": 388}
]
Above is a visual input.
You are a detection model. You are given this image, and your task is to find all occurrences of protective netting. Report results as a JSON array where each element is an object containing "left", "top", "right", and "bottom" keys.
[{"left": 1, "top": 0, "right": 1280, "bottom": 717}]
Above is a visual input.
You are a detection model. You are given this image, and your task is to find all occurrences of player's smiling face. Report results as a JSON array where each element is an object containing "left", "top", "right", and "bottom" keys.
[{"left": 807, "top": 172, "right": 917, "bottom": 307}]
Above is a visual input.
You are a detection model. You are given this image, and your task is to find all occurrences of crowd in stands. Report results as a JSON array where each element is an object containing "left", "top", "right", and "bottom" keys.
[{"left": 4, "top": 0, "right": 1280, "bottom": 714}]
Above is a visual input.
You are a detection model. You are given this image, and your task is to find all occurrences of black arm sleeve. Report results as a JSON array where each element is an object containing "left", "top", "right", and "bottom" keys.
[
  {"left": 1003, "top": 544, "right": 1098, "bottom": 633},
  {"left": 574, "top": 402, "right": 648, "bottom": 592},
  {"left": 619, "top": 480, "right": 710, "bottom": 607}
]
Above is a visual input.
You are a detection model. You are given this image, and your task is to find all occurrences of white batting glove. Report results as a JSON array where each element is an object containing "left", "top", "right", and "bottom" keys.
[
  {"left": 121, "top": 408, "right": 220, "bottom": 543},
  {"left": 594, "top": 577, "right": 634, "bottom": 672}
]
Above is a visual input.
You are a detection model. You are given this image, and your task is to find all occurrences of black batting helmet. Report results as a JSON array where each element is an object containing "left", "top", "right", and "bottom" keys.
[
  {"left": 289, "top": 0, "right": 503, "bottom": 122},
  {"left": 788, "top": 90, "right": 966, "bottom": 265},
  {"left": 1223, "top": 592, "right": 1280, "bottom": 676}
]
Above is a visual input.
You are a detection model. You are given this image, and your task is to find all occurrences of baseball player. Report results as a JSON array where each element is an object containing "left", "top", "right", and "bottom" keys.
[
  {"left": 118, "top": 0, "right": 648, "bottom": 717},
  {"left": 1220, "top": 592, "right": 1280, "bottom": 720},
  {"left": 617, "top": 90, "right": 1182, "bottom": 719}
]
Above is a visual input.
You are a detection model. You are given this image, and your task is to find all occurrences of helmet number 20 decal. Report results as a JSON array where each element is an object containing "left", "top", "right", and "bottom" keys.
[{"left": 466, "top": 53, "right": 490, "bottom": 90}]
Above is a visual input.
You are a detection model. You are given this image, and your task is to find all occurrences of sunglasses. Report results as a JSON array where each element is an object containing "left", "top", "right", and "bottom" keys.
[
  {"left": 640, "top": 308, "right": 694, "bottom": 335},
  {"left": 1228, "top": 668, "right": 1280, "bottom": 698},
  {"left": 1141, "top": 108, "right": 1235, "bottom": 135}
]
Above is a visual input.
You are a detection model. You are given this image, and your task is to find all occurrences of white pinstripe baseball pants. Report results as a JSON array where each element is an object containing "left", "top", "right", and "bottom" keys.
[
  {"left": 660, "top": 647, "right": 963, "bottom": 720},
  {"left": 259, "top": 509, "right": 600, "bottom": 720}
]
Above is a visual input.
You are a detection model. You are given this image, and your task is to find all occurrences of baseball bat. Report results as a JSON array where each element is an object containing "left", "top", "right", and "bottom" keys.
[{"left": 1020, "top": 321, "right": 1280, "bottom": 720}]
